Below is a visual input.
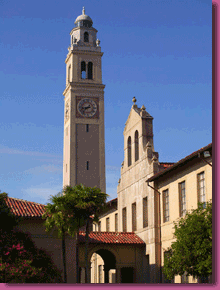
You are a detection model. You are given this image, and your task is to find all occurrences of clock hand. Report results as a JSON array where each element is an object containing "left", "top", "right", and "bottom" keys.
[{"left": 83, "top": 105, "right": 91, "bottom": 111}]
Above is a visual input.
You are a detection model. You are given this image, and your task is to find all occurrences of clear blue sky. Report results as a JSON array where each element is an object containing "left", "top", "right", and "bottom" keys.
[{"left": 0, "top": 0, "right": 212, "bottom": 204}]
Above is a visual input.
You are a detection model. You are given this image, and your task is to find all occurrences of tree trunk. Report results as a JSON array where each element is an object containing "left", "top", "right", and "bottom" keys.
[
  {"left": 76, "top": 227, "right": 79, "bottom": 283},
  {"left": 62, "top": 228, "right": 67, "bottom": 283},
  {"left": 85, "top": 219, "right": 89, "bottom": 283}
]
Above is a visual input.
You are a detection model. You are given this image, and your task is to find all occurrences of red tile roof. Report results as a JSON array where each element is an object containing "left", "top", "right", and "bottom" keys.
[
  {"left": 5, "top": 197, "right": 144, "bottom": 245},
  {"left": 5, "top": 197, "right": 46, "bottom": 218},
  {"left": 159, "top": 162, "right": 174, "bottom": 170},
  {"left": 147, "top": 143, "right": 212, "bottom": 182},
  {"left": 78, "top": 231, "right": 145, "bottom": 245}
]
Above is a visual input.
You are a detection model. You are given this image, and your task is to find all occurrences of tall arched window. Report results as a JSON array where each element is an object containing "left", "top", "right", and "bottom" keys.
[
  {"left": 81, "top": 61, "right": 86, "bottom": 79},
  {"left": 84, "top": 32, "right": 89, "bottom": 42},
  {"left": 88, "top": 62, "right": 93, "bottom": 79},
  {"left": 135, "top": 130, "right": 139, "bottom": 161},
  {"left": 127, "top": 136, "right": 132, "bottom": 167}
]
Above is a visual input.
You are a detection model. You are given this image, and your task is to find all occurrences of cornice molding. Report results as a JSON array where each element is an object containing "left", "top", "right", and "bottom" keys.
[
  {"left": 69, "top": 26, "right": 98, "bottom": 35},
  {"left": 65, "top": 50, "right": 103, "bottom": 63},
  {"left": 63, "top": 82, "right": 105, "bottom": 95}
]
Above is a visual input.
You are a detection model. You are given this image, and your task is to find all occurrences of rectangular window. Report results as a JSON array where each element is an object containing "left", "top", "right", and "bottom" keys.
[
  {"left": 87, "top": 161, "right": 89, "bottom": 170},
  {"left": 66, "top": 164, "right": 67, "bottom": 172},
  {"left": 122, "top": 207, "right": 127, "bottom": 232},
  {"left": 163, "top": 189, "right": 169, "bottom": 223},
  {"left": 179, "top": 181, "right": 186, "bottom": 217},
  {"left": 86, "top": 124, "right": 89, "bottom": 132},
  {"left": 106, "top": 217, "right": 110, "bottom": 232},
  {"left": 143, "top": 197, "right": 148, "bottom": 228},
  {"left": 115, "top": 213, "right": 118, "bottom": 232},
  {"left": 66, "top": 127, "right": 68, "bottom": 136},
  {"left": 198, "top": 172, "right": 205, "bottom": 204},
  {"left": 98, "top": 221, "right": 101, "bottom": 232},
  {"left": 132, "top": 202, "right": 137, "bottom": 231}
]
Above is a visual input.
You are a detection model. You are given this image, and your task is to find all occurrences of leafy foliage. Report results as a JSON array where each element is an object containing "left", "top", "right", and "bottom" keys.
[
  {"left": 163, "top": 201, "right": 212, "bottom": 281},
  {"left": 0, "top": 192, "right": 63, "bottom": 283},
  {"left": 43, "top": 184, "right": 109, "bottom": 283},
  {"left": 0, "top": 192, "right": 17, "bottom": 231},
  {"left": 43, "top": 184, "right": 109, "bottom": 237}
]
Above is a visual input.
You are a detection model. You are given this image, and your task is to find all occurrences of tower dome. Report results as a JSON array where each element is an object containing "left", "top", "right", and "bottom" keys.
[{"left": 74, "top": 7, "right": 93, "bottom": 28}]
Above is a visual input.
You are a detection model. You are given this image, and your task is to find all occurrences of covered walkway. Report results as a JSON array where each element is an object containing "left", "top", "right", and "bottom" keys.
[{"left": 79, "top": 231, "right": 146, "bottom": 283}]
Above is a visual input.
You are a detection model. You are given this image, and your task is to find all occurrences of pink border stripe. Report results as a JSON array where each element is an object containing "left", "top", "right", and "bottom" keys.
[{"left": 0, "top": 1, "right": 217, "bottom": 290}]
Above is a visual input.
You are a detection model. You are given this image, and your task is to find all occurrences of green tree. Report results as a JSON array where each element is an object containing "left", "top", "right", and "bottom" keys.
[
  {"left": 43, "top": 184, "right": 108, "bottom": 283},
  {"left": 163, "top": 201, "right": 212, "bottom": 282},
  {"left": 0, "top": 192, "right": 18, "bottom": 232},
  {"left": 0, "top": 192, "right": 63, "bottom": 283},
  {"left": 63, "top": 184, "right": 109, "bottom": 283},
  {"left": 42, "top": 193, "right": 76, "bottom": 283}
]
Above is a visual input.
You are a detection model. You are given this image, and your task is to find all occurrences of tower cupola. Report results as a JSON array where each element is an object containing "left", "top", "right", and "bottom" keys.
[{"left": 74, "top": 7, "right": 93, "bottom": 28}]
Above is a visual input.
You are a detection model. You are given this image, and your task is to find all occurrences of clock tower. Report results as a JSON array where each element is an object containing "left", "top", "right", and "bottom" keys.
[{"left": 63, "top": 8, "right": 106, "bottom": 192}]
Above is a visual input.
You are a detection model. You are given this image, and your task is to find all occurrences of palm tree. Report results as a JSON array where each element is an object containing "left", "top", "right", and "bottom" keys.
[
  {"left": 43, "top": 193, "right": 80, "bottom": 283},
  {"left": 63, "top": 184, "right": 109, "bottom": 283},
  {"left": 43, "top": 185, "right": 108, "bottom": 283}
]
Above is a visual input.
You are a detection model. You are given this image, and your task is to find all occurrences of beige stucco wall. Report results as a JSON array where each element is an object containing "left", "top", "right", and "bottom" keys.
[
  {"left": 157, "top": 158, "right": 212, "bottom": 283},
  {"left": 117, "top": 105, "right": 161, "bottom": 283},
  {"left": 16, "top": 218, "right": 77, "bottom": 283}
]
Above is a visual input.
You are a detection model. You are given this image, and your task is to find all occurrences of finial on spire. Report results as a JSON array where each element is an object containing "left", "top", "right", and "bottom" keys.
[
  {"left": 82, "top": 7, "right": 85, "bottom": 15},
  {"left": 132, "top": 97, "right": 137, "bottom": 104}
]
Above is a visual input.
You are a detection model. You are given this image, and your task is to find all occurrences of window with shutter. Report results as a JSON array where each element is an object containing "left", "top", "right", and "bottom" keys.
[
  {"left": 132, "top": 202, "right": 137, "bottom": 231},
  {"left": 179, "top": 181, "right": 186, "bottom": 217},
  {"left": 106, "top": 217, "right": 110, "bottom": 232},
  {"left": 115, "top": 213, "right": 118, "bottom": 232},
  {"left": 143, "top": 197, "right": 148, "bottom": 228},
  {"left": 197, "top": 172, "right": 205, "bottom": 205},
  {"left": 122, "top": 207, "right": 127, "bottom": 232},
  {"left": 163, "top": 189, "right": 169, "bottom": 223}
]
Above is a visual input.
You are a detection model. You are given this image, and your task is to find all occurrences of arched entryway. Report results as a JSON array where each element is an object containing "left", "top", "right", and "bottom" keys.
[
  {"left": 79, "top": 246, "right": 117, "bottom": 283},
  {"left": 90, "top": 249, "right": 116, "bottom": 283},
  {"left": 78, "top": 231, "right": 145, "bottom": 283}
]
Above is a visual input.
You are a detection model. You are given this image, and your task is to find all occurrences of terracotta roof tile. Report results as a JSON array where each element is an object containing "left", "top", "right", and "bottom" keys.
[
  {"left": 79, "top": 231, "right": 145, "bottom": 245},
  {"left": 159, "top": 162, "right": 174, "bottom": 170},
  {"left": 5, "top": 197, "right": 46, "bottom": 217}
]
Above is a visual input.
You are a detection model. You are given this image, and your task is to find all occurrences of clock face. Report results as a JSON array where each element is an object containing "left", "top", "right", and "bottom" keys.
[{"left": 77, "top": 98, "right": 97, "bottom": 117}]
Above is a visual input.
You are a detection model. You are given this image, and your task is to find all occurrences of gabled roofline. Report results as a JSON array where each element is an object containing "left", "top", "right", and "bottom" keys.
[{"left": 146, "top": 143, "right": 212, "bottom": 182}]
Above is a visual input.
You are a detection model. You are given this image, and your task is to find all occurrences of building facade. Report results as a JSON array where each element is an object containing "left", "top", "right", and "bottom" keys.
[
  {"left": 93, "top": 140, "right": 212, "bottom": 283},
  {"left": 147, "top": 143, "right": 212, "bottom": 283}
]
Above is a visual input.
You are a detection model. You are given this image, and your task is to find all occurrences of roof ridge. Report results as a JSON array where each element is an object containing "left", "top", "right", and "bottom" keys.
[
  {"left": 147, "top": 143, "right": 212, "bottom": 182},
  {"left": 7, "top": 196, "right": 45, "bottom": 206}
]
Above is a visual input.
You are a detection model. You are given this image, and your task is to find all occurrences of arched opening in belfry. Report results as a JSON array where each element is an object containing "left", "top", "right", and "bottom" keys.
[
  {"left": 81, "top": 61, "right": 86, "bottom": 79},
  {"left": 135, "top": 130, "right": 139, "bottom": 161},
  {"left": 127, "top": 136, "right": 132, "bottom": 167},
  {"left": 84, "top": 32, "right": 89, "bottom": 42},
  {"left": 88, "top": 62, "right": 93, "bottom": 79}
]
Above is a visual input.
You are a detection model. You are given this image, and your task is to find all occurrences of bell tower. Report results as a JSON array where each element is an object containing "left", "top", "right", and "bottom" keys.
[{"left": 63, "top": 7, "right": 106, "bottom": 192}]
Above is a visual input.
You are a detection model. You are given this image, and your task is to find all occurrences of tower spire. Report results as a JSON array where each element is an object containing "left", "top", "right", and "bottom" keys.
[{"left": 82, "top": 7, "right": 85, "bottom": 15}]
